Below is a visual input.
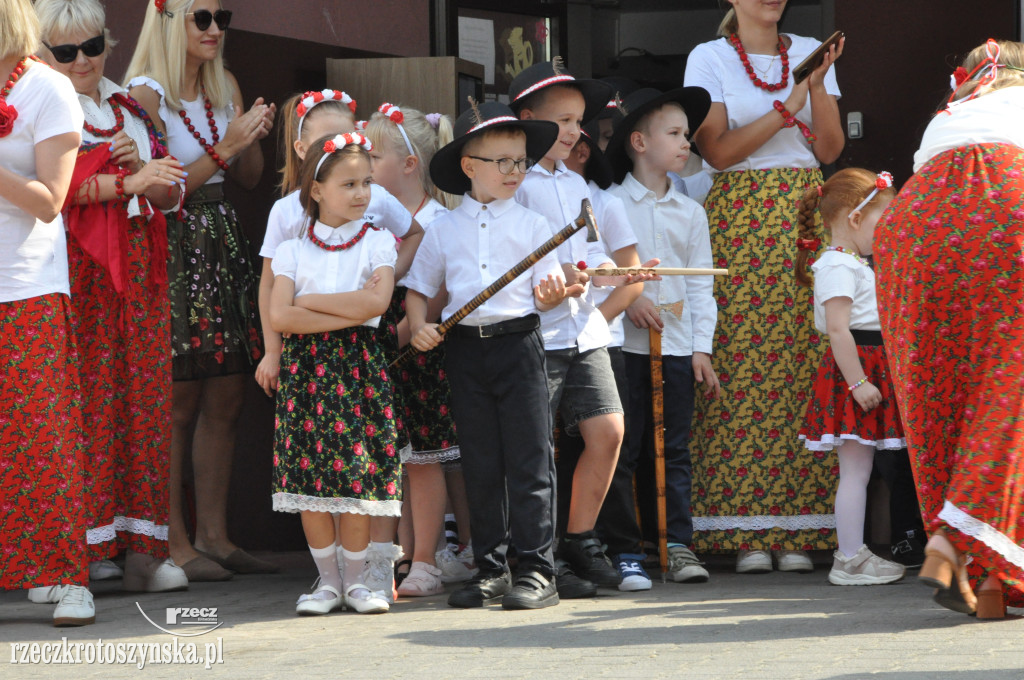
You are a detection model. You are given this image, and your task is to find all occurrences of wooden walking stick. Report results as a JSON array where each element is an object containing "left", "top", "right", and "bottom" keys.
[
  {"left": 649, "top": 325, "right": 670, "bottom": 581},
  {"left": 392, "top": 199, "right": 599, "bottom": 366},
  {"left": 584, "top": 267, "right": 729, "bottom": 277}
]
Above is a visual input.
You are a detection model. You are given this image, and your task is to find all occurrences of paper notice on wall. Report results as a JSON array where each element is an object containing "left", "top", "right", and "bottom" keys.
[{"left": 458, "top": 16, "right": 495, "bottom": 85}]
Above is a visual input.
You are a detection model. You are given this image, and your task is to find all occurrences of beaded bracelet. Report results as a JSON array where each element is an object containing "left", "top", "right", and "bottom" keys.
[
  {"left": 772, "top": 100, "right": 817, "bottom": 144},
  {"left": 848, "top": 376, "right": 868, "bottom": 392},
  {"left": 114, "top": 167, "right": 131, "bottom": 202}
]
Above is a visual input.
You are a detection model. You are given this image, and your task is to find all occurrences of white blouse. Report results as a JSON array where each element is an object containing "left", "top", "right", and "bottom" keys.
[
  {"left": 0, "top": 63, "right": 83, "bottom": 303},
  {"left": 271, "top": 220, "right": 397, "bottom": 329},
  {"left": 811, "top": 250, "right": 879, "bottom": 333},
  {"left": 913, "top": 87, "right": 1024, "bottom": 172},
  {"left": 684, "top": 34, "right": 841, "bottom": 173}
]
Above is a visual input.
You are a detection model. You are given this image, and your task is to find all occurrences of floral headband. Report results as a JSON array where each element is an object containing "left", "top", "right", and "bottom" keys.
[
  {"left": 155, "top": 0, "right": 172, "bottom": 16},
  {"left": 354, "top": 120, "right": 367, "bottom": 131},
  {"left": 296, "top": 90, "right": 357, "bottom": 137},
  {"left": 848, "top": 171, "right": 893, "bottom": 218},
  {"left": 315, "top": 132, "right": 373, "bottom": 177},
  {"left": 378, "top": 102, "right": 416, "bottom": 157},
  {"left": 946, "top": 39, "right": 1024, "bottom": 109}
]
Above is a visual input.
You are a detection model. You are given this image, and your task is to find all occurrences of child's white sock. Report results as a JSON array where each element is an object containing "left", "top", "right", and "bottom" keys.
[
  {"left": 341, "top": 547, "right": 369, "bottom": 596},
  {"left": 308, "top": 544, "right": 343, "bottom": 597}
]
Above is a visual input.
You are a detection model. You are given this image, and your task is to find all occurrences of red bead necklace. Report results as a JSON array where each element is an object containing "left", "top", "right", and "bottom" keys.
[
  {"left": 0, "top": 56, "right": 43, "bottom": 139},
  {"left": 177, "top": 91, "right": 230, "bottom": 172},
  {"left": 307, "top": 222, "right": 375, "bottom": 252},
  {"left": 83, "top": 98, "right": 125, "bottom": 137},
  {"left": 729, "top": 33, "right": 789, "bottom": 92}
]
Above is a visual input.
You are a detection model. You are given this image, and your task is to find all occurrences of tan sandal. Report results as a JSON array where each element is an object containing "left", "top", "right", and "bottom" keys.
[
  {"left": 919, "top": 528, "right": 977, "bottom": 614},
  {"left": 396, "top": 562, "right": 444, "bottom": 597}
]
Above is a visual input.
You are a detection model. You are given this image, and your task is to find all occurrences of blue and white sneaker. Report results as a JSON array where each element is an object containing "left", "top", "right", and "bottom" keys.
[{"left": 616, "top": 554, "right": 653, "bottom": 592}]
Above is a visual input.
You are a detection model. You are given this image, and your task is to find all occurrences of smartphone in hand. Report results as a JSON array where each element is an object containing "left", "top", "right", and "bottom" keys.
[{"left": 793, "top": 30, "right": 844, "bottom": 84}]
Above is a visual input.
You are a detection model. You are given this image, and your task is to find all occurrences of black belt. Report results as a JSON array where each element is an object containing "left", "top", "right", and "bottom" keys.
[
  {"left": 851, "top": 329, "right": 884, "bottom": 346},
  {"left": 449, "top": 314, "right": 539, "bottom": 339},
  {"left": 185, "top": 183, "right": 225, "bottom": 205}
]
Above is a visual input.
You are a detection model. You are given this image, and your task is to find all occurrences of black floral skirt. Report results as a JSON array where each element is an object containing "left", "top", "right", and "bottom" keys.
[{"left": 271, "top": 326, "right": 401, "bottom": 516}]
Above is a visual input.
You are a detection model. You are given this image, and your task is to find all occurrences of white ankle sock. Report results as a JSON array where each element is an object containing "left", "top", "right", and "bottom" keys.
[
  {"left": 370, "top": 541, "right": 394, "bottom": 556},
  {"left": 341, "top": 547, "right": 369, "bottom": 594},
  {"left": 308, "top": 544, "right": 343, "bottom": 596}
]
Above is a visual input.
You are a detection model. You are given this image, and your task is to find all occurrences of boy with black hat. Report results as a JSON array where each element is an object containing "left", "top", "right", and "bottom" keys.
[
  {"left": 605, "top": 86, "right": 722, "bottom": 584},
  {"left": 509, "top": 60, "right": 643, "bottom": 594},
  {"left": 405, "top": 102, "right": 572, "bottom": 610}
]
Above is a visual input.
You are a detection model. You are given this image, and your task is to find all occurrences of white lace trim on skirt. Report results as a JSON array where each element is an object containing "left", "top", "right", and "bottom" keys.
[
  {"left": 87, "top": 517, "right": 169, "bottom": 544},
  {"left": 799, "top": 433, "right": 906, "bottom": 451},
  {"left": 694, "top": 514, "right": 836, "bottom": 531},
  {"left": 938, "top": 500, "right": 1024, "bottom": 570},
  {"left": 272, "top": 492, "right": 401, "bottom": 517},
  {"left": 401, "top": 445, "right": 461, "bottom": 465}
]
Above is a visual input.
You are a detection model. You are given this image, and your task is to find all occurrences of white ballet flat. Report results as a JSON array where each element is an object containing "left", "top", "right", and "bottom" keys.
[{"left": 343, "top": 583, "right": 389, "bottom": 614}]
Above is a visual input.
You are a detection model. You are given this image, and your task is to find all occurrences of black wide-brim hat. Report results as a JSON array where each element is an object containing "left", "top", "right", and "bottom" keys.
[
  {"left": 430, "top": 101, "right": 559, "bottom": 195},
  {"left": 605, "top": 87, "right": 711, "bottom": 183},
  {"left": 595, "top": 76, "right": 639, "bottom": 121},
  {"left": 578, "top": 126, "right": 614, "bottom": 190},
  {"left": 508, "top": 61, "right": 614, "bottom": 126}
]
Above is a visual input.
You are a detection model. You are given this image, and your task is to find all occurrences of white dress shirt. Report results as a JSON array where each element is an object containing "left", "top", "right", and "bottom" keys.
[
  {"left": 587, "top": 181, "right": 639, "bottom": 348},
  {"left": 403, "top": 195, "right": 561, "bottom": 325},
  {"left": 516, "top": 161, "right": 613, "bottom": 351},
  {"left": 811, "top": 250, "right": 880, "bottom": 333},
  {"left": 271, "top": 220, "right": 397, "bottom": 328},
  {"left": 609, "top": 173, "right": 717, "bottom": 357}
]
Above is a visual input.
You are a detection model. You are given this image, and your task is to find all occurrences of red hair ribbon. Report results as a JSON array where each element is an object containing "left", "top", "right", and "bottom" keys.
[{"left": 796, "top": 237, "right": 821, "bottom": 252}]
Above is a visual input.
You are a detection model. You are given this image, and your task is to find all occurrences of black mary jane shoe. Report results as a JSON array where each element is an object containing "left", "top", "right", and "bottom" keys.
[
  {"left": 502, "top": 571, "right": 560, "bottom": 610},
  {"left": 447, "top": 571, "right": 512, "bottom": 608}
]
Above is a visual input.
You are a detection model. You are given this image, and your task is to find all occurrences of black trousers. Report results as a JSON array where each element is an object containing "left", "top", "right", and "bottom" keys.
[
  {"left": 445, "top": 327, "right": 556, "bottom": 578},
  {"left": 873, "top": 448, "right": 926, "bottom": 543}
]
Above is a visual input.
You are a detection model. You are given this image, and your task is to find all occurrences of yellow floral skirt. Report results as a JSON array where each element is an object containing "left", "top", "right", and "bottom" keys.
[{"left": 691, "top": 168, "right": 837, "bottom": 552}]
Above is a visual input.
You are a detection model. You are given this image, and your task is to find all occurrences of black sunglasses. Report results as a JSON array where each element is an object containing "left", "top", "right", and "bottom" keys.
[
  {"left": 44, "top": 34, "right": 105, "bottom": 64},
  {"left": 187, "top": 9, "right": 232, "bottom": 31}
]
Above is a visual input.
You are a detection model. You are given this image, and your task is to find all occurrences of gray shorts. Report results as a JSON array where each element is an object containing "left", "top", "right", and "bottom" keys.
[{"left": 546, "top": 346, "right": 623, "bottom": 436}]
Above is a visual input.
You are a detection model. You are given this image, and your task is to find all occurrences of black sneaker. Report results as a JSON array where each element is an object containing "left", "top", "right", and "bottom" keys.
[
  {"left": 559, "top": 531, "right": 621, "bottom": 588},
  {"left": 555, "top": 560, "right": 597, "bottom": 599},
  {"left": 890, "top": 534, "right": 925, "bottom": 569},
  {"left": 502, "top": 571, "right": 559, "bottom": 610},
  {"left": 447, "top": 571, "right": 512, "bottom": 608}
]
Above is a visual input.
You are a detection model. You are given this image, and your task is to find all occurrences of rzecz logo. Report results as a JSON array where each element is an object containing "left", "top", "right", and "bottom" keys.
[{"left": 136, "top": 603, "right": 224, "bottom": 637}]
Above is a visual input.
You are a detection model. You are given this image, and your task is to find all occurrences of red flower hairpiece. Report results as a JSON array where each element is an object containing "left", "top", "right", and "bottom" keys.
[
  {"left": 154, "top": 0, "right": 172, "bottom": 16},
  {"left": 378, "top": 103, "right": 404, "bottom": 124},
  {"left": 875, "top": 171, "right": 894, "bottom": 190},
  {"left": 952, "top": 66, "right": 969, "bottom": 88},
  {"left": 796, "top": 237, "right": 821, "bottom": 252},
  {"left": 315, "top": 132, "right": 373, "bottom": 177},
  {"left": 296, "top": 90, "right": 357, "bottom": 137}
]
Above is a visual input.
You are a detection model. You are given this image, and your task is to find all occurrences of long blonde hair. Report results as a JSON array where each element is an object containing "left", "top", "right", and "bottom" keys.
[
  {"left": 123, "top": 0, "right": 232, "bottom": 112},
  {"left": 716, "top": 7, "right": 738, "bottom": 37},
  {"left": 0, "top": 0, "right": 41, "bottom": 60},
  {"left": 952, "top": 39, "right": 1024, "bottom": 101},
  {"left": 276, "top": 93, "right": 356, "bottom": 195}
]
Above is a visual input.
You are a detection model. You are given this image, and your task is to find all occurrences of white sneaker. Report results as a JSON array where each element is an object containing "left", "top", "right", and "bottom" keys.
[
  {"left": 362, "top": 543, "right": 403, "bottom": 603},
  {"left": 435, "top": 544, "right": 478, "bottom": 583},
  {"left": 736, "top": 549, "right": 773, "bottom": 574},
  {"left": 669, "top": 546, "right": 710, "bottom": 583},
  {"left": 53, "top": 586, "right": 95, "bottom": 626},
  {"left": 124, "top": 555, "right": 189, "bottom": 593},
  {"left": 296, "top": 584, "right": 344, "bottom": 615},
  {"left": 775, "top": 549, "right": 815, "bottom": 573},
  {"left": 828, "top": 545, "right": 906, "bottom": 586},
  {"left": 396, "top": 562, "right": 445, "bottom": 597},
  {"left": 89, "top": 559, "right": 123, "bottom": 581},
  {"left": 343, "top": 583, "right": 389, "bottom": 614},
  {"left": 28, "top": 585, "right": 68, "bottom": 604}
]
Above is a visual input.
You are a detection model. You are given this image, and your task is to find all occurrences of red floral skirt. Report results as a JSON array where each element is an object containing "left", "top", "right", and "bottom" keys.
[
  {"left": 799, "top": 343, "right": 905, "bottom": 451},
  {"left": 0, "top": 294, "right": 88, "bottom": 589},
  {"left": 876, "top": 143, "right": 1024, "bottom": 607},
  {"left": 68, "top": 220, "right": 171, "bottom": 560}
]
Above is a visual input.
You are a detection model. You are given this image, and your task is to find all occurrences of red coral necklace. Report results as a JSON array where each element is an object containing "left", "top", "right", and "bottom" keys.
[
  {"left": 177, "top": 91, "right": 230, "bottom": 171},
  {"left": 308, "top": 222, "right": 374, "bottom": 251},
  {"left": 0, "top": 56, "right": 44, "bottom": 139},
  {"left": 83, "top": 98, "right": 125, "bottom": 137},
  {"left": 729, "top": 33, "right": 789, "bottom": 92}
]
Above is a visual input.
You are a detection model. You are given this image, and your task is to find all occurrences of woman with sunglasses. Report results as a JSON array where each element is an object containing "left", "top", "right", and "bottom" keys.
[
  {"left": 0, "top": 0, "right": 94, "bottom": 625},
  {"left": 125, "top": 0, "right": 277, "bottom": 581},
  {"left": 30, "top": 0, "right": 188, "bottom": 598}
]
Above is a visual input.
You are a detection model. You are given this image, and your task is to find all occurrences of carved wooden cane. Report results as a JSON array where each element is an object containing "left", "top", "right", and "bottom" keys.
[
  {"left": 649, "top": 325, "right": 669, "bottom": 581},
  {"left": 584, "top": 267, "right": 729, "bottom": 277},
  {"left": 392, "top": 199, "right": 598, "bottom": 366}
]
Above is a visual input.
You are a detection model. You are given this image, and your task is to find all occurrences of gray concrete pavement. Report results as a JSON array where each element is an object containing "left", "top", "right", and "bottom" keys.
[{"left": 2, "top": 552, "right": 1022, "bottom": 680}]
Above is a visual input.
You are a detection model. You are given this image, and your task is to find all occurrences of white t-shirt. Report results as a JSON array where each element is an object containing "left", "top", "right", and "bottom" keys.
[
  {"left": 260, "top": 186, "right": 414, "bottom": 259},
  {"left": 0, "top": 63, "right": 83, "bottom": 303},
  {"left": 587, "top": 181, "right": 638, "bottom": 348},
  {"left": 413, "top": 197, "right": 447, "bottom": 230},
  {"left": 270, "top": 220, "right": 397, "bottom": 329},
  {"left": 684, "top": 35, "right": 841, "bottom": 173},
  {"left": 914, "top": 87, "right": 1024, "bottom": 172},
  {"left": 126, "top": 76, "right": 233, "bottom": 184},
  {"left": 811, "top": 250, "right": 879, "bottom": 333}
]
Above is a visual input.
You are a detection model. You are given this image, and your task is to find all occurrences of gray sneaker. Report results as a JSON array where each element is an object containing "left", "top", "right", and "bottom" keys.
[
  {"left": 668, "top": 545, "right": 709, "bottom": 583},
  {"left": 828, "top": 545, "right": 906, "bottom": 585}
]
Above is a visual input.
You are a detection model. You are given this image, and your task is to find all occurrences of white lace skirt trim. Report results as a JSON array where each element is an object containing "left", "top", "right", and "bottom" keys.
[
  {"left": 938, "top": 500, "right": 1024, "bottom": 570},
  {"left": 694, "top": 514, "right": 836, "bottom": 531},
  {"left": 87, "top": 517, "right": 169, "bottom": 545},
  {"left": 401, "top": 445, "right": 461, "bottom": 465},
  {"left": 272, "top": 492, "right": 401, "bottom": 517},
  {"left": 799, "top": 433, "right": 906, "bottom": 451}
]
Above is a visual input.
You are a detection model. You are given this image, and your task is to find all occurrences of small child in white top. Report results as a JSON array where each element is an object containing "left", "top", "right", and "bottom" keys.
[{"left": 795, "top": 168, "right": 907, "bottom": 586}]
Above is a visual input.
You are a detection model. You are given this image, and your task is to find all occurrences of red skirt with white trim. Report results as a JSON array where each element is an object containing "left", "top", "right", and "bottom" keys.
[{"left": 799, "top": 343, "right": 905, "bottom": 451}]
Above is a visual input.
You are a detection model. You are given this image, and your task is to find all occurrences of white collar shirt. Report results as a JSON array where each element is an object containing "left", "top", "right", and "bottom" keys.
[
  {"left": 270, "top": 219, "right": 397, "bottom": 328},
  {"left": 517, "top": 161, "right": 612, "bottom": 351},
  {"left": 609, "top": 173, "right": 717, "bottom": 356},
  {"left": 403, "top": 195, "right": 561, "bottom": 326}
]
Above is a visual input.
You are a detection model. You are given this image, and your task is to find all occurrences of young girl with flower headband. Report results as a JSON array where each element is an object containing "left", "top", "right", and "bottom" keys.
[
  {"left": 364, "top": 103, "right": 475, "bottom": 595},
  {"left": 876, "top": 39, "right": 1024, "bottom": 619},
  {"left": 269, "top": 132, "right": 400, "bottom": 615},
  {"left": 794, "top": 168, "right": 906, "bottom": 587}
]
